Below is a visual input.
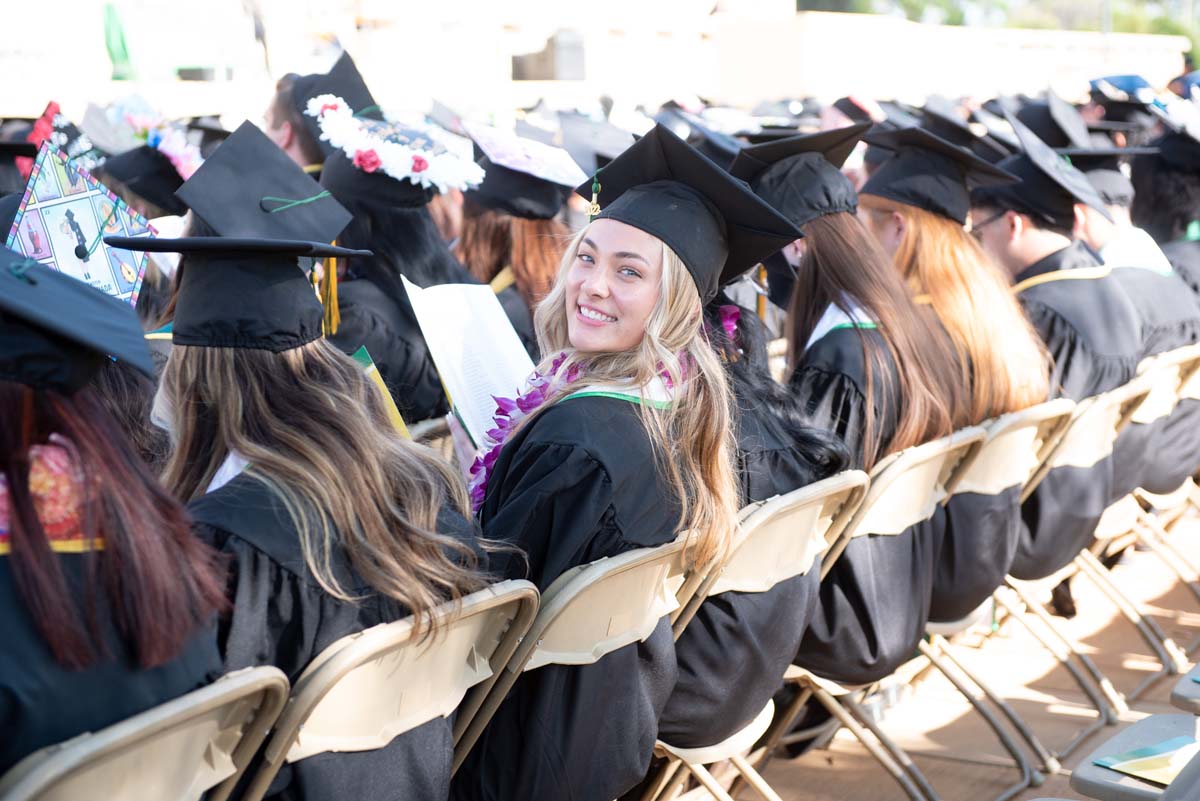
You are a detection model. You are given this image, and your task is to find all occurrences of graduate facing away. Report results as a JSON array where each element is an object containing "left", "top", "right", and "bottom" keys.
[{"left": 452, "top": 124, "right": 801, "bottom": 801}]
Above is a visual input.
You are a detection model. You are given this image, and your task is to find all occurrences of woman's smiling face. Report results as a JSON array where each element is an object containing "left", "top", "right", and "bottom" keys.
[{"left": 565, "top": 218, "right": 664, "bottom": 353}]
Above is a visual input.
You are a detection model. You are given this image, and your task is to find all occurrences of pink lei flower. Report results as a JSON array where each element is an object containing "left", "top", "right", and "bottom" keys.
[
  {"left": 468, "top": 352, "right": 583, "bottom": 512},
  {"left": 353, "top": 149, "right": 382, "bottom": 173}
]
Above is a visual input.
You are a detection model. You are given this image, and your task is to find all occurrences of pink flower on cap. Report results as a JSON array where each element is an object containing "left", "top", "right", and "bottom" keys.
[{"left": 353, "top": 149, "right": 381, "bottom": 173}]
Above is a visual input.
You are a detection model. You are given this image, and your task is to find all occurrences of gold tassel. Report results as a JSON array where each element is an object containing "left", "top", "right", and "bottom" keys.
[
  {"left": 586, "top": 176, "right": 601, "bottom": 221},
  {"left": 322, "top": 256, "right": 340, "bottom": 335}
]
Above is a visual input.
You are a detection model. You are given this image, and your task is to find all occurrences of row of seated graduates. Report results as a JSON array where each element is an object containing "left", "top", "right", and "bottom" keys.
[{"left": 7, "top": 90, "right": 1200, "bottom": 801}]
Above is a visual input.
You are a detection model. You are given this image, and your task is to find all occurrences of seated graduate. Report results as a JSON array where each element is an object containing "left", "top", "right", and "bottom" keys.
[
  {"left": 308, "top": 95, "right": 489, "bottom": 422},
  {"left": 1074, "top": 142, "right": 1200, "bottom": 495},
  {"left": 109, "top": 123, "right": 487, "bottom": 801},
  {"left": 733, "top": 124, "right": 964, "bottom": 685},
  {"left": 856, "top": 127, "right": 1052, "bottom": 623},
  {"left": 451, "top": 125, "right": 802, "bottom": 801},
  {"left": 657, "top": 290, "right": 850, "bottom": 749},
  {"left": 453, "top": 125, "right": 586, "bottom": 360},
  {"left": 0, "top": 251, "right": 223, "bottom": 773},
  {"left": 968, "top": 116, "right": 1145, "bottom": 586},
  {"left": 262, "top": 51, "right": 384, "bottom": 180},
  {"left": 1131, "top": 125, "right": 1200, "bottom": 298}
]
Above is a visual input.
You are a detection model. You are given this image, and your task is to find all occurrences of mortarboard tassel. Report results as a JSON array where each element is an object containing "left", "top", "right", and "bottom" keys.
[
  {"left": 322, "top": 254, "right": 340, "bottom": 335},
  {"left": 586, "top": 176, "right": 601, "bottom": 222}
]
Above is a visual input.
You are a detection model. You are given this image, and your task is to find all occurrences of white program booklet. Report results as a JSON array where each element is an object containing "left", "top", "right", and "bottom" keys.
[{"left": 401, "top": 276, "right": 535, "bottom": 448}]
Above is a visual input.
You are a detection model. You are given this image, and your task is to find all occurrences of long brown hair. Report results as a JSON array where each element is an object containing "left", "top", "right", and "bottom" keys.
[
  {"left": 517, "top": 227, "right": 740, "bottom": 571},
  {"left": 787, "top": 211, "right": 962, "bottom": 469},
  {"left": 158, "top": 338, "right": 484, "bottom": 637},
  {"left": 860, "top": 194, "right": 1050, "bottom": 424},
  {"left": 0, "top": 381, "right": 225, "bottom": 670},
  {"left": 454, "top": 196, "right": 570, "bottom": 308}
]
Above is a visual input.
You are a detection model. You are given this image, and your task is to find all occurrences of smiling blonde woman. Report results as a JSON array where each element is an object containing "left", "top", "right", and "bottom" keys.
[{"left": 451, "top": 125, "right": 801, "bottom": 801}]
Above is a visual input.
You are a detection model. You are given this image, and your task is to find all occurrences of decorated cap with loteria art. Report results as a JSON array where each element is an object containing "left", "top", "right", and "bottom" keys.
[{"left": 306, "top": 94, "right": 485, "bottom": 207}]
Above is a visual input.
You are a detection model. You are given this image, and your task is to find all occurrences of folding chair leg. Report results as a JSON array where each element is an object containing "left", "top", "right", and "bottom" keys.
[
  {"left": 925, "top": 634, "right": 1061, "bottom": 775},
  {"left": 1073, "top": 549, "right": 1189, "bottom": 700},
  {"left": 729, "top": 753, "right": 785, "bottom": 801},
  {"left": 639, "top": 758, "right": 686, "bottom": 801},
  {"left": 916, "top": 638, "right": 1040, "bottom": 801},
  {"left": 843, "top": 692, "right": 943, "bottom": 801},
  {"left": 680, "top": 762, "right": 738, "bottom": 801},
  {"left": 1135, "top": 511, "right": 1200, "bottom": 608},
  {"left": 806, "top": 685, "right": 932, "bottom": 801},
  {"left": 1000, "top": 581, "right": 1127, "bottom": 719},
  {"left": 746, "top": 683, "right": 813, "bottom": 776}
]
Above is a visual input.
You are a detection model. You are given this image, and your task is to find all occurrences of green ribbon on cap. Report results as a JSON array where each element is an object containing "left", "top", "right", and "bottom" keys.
[
  {"left": 80, "top": 205, "right": 122, "bottom": 260},
  {"left": 260, "top": 190, "right": 332, "bottom": 214},
  {"left": 353, "top": 105, "right": 381, "bottom": 119}
]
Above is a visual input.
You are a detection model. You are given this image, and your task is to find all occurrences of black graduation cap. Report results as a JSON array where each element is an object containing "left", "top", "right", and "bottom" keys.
[
  {"left": 970, "top": 113, "right": 1112, "bottom": 226},
  {"left": 290, "top": 52, "right": 383, "bottom": 159},
  {"left": 1155, "top": 127, "right": 1200, "bottom": 172},
  {"left": 1056, "top": 145, "right": 1156, "bottom": 208},
  {"left": 1013, "top": 91, "right": 1092, "bottom": 149},
  {"left": 0, "top": 192, "right": 19, "bottom": 233},
  {"left": 187, "top": 116, "right": 232, "bottom": 159},
  {"left": 0, "top": 246, "right": 154, "bottom": 392},
  {"left": 98, "top": 145, "right": 188, "bottom": 216},
  {"left": 833, "top": 97, "right": 879, "bottom": 125},
  {"left": 858, "top": 126, "right": 1018, "bottom": 224},
  {"left": 921, "top": 96, "right": 1010, "bottom": 163},
  {"left": 654, "top": 108, "right": 743, "bottom": 169},
  {"left": 104, "top": 121, "right": 368, "bottom": 352},
  {"left": 576, "top": 124, "right": 802, "bottom": 303},
  {"left": 729, "top": 123, "right": 871, "bottom": 229},
  {"left": 970, "top": 107, "right": 1020, "bottom": 152},
  {"left": 558, "top": 112, "right": 635, "bottom": 173},
  {"left": 464, "top": 123, "right": 586, "bottom": 219},
  {"left": 0, "top": 140, "right": 38, "bottom": 158}
]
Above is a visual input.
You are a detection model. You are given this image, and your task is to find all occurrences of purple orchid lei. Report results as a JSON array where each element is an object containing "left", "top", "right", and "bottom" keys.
[
  {"left": 468, "top": 351, "right": 583, "bottom": 512},
  {"left": 467, "top": 306, "right": 741, "bottom": 513}
]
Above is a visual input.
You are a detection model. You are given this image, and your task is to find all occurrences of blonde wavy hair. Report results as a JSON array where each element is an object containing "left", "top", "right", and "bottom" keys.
[
  {"left": 516, "top": 224, "right": 740, "bottom": 571},
  {"left": 158, "top": 338, "right": 485, "bottom": 637},
  {"left": 860, "top": 194, "right": 1051, "bottom": 423}
]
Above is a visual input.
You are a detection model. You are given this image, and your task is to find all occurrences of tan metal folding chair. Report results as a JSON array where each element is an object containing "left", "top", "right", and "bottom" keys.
[
  {"left": 639, "top": 471, "right": 869, "bottom": 801},
  {"left": 994, "top": 375, "right": 1160, "bottom": 760},
  {"left": 895, "top": 399, "right": 1077, "bottom": 793},
  {"left": 0, "top": 666, "right": 289, "bottom": 801},
  {"left": 234, "top": 580, "right": 539, "bottom": 801},
  {"left": 753, "top": 426, "right": 988, "bottom": 801},
  {"left": 452, "top": 533, "right": 695, "bottom": 775},
  {"left": 767, "top": 337, "right": 789, "bottom": 383}
]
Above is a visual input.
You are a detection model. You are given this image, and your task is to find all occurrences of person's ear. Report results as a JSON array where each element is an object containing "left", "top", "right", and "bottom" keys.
[
  {"left": 1007, "top": 211, "right": 1023, "bottom": 242},
  {"left": 278, "top": 119, "right": 295, "bottom": 149},
  {"left": 891, "top": 211, "right": 907, "bottom": 242},
  {"left": 1072, "top": 203, "right": 1090, "bottom": 240}
]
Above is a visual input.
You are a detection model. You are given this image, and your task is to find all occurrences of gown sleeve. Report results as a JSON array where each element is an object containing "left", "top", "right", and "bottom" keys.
[
  {"left": 480, "top": 440, "right": 626, "bottom": 589},
  {"left": 329, "top": 288, "right": 449, "bottom": 422},
  {"left": 789, "top": 365, "right": 873, "bottom": 470},
  {"left": 1021, "top": 300, "right": 1111, "bottom": 402}
]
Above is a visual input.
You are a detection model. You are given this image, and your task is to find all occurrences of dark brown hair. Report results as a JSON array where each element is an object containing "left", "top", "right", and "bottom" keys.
[
  {"left": 453, "top": 196, "right": 570, "bottom": 308},
  {"left": 787, "top": 211, "right": 964, "bottom": 469},
  {"left": 268, "top": 74, "right": 324, "bottom": 166},
  {"left": 0, "top": 381, "right": 225, "bottom": 670}
]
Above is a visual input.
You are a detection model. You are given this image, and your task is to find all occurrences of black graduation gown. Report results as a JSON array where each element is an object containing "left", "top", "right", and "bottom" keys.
[
  {"left": 451, "top": 395, "right": 682, "bottom": 801},
  {"left": 329, "top": 279, "right": 449, "bottom": 423},
  {"left": 658, "top": 398, "right": 828, "bottom": 748},
  {"left": 191, "top": 472, "right": 480, "bottom": 801},
  {"left": 1011, "top": 242, "right": 1144, "bottom": 580},
  {"left": 0, "top": 550, "right": 220, "bottom": 774},
  {"left": 1111, "top": 264, "right": 1200, "bottom": 494},
  {"left": 789, "top": 324, "right": 943, "bottom": 685},
  {"left": 1163, "top": 239, "right": 1200, "bottom": 301}
]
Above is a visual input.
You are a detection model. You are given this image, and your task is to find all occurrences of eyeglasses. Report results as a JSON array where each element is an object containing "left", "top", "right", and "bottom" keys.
[{"left": 969, "top": 210, "right": 1008, "bottom": 240}]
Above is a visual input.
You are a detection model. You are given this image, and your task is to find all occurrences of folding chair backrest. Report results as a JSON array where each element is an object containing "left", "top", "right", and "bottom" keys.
[
  {"left": 951, "top": 399, "right": 1075, "bottom": 497},
  {"left": 1158, "top": 343, "right": 1200, "bottom": 404},
  {"left": 709, "top": 471, "right": 869, "bottom": 597},
  {"left": 1131, "top": 354, "right": 1187, "bottom": 425},
  {"left": 826, "top": 427, "right": 987, "bottom": 567},
  {"left": 237, "top": 580, "right": 539, "bottom": 801},
  {"left": 1164, "top": 745, "right": 1200, "bottom": 801},
  {"left": 452, "top": 536, "right": 690, "bottom": 773},
  {"left": 0, "top": 666, "right": 289, "bottom": 801},
  {"left": 767, "top": 337, "right": 789, "bottom": 383},
  {"left": 1034, "top": 374, "right": 1154, "bottom": 476}
]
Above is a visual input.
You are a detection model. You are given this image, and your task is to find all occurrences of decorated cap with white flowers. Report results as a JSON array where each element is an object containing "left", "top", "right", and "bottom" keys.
[{"left": 305, "top": 94, "right": 484, "bottom": 194}]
